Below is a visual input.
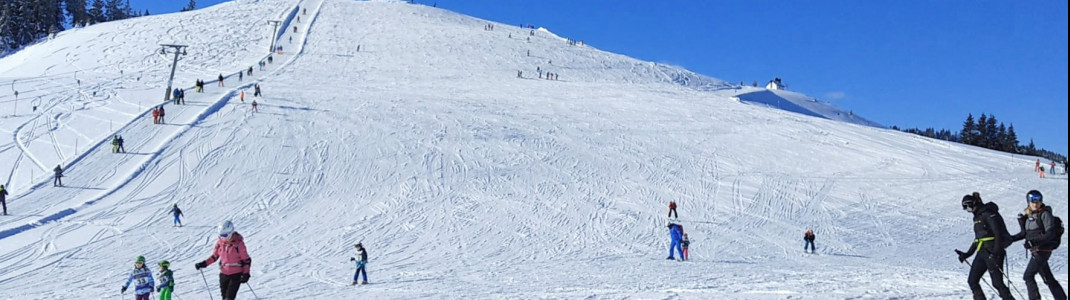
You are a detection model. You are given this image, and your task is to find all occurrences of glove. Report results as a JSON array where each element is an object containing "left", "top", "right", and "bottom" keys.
[
  {"left": 121, "top": 286, "right": 127, "bottom": 293},
  {"left": 240, "top": 273, "right": 250, "bottom": 283},
  {"left": 955, "top": 250, "right": 968, "bottom": 263},
  {"left": 350, "top": 257, "right": 355, "bottom": 261},
  {"left": 195, "top": 261, "right": 207, "bottom": 270}
]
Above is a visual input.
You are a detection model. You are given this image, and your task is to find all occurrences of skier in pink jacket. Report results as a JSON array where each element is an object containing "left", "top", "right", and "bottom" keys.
[{"left": 195, "top": 220, "right": 251, "bottom": 300}]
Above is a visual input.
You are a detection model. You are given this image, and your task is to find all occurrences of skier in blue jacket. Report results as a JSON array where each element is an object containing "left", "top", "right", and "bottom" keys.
[
  {"left": 121, "top": 256, "right": 155, "bottom": 300},
  {"left": 667, "top": 223, "right": 684, "bottom": 260},
  {"left": 170, "top": 204, "right": 183, "bottom": 227}
]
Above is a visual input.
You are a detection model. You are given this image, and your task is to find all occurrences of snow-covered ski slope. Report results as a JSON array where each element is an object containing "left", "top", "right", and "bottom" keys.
[{"left": 0, "top": 0, "right": 1066, "bottom": 299}]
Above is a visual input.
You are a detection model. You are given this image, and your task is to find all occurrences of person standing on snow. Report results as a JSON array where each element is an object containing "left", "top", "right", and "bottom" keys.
[
  {"left": 195, "top": 220, "right": 251, "bottom": 300},
  {"left": 152, "top": 107, "right": 160, "bottom": 124},
  {"left": 156, "top": 260, "right": 175, "bottom": 300},
  {"left": 1, "top": 184, "right": 9, "bottom": 215},
  {"left": 170, "top": 204, "right": 183, "bottom": 227},
  {"left": 112, "top": 135, "right": 121, "bottom": 153},
  {"left": 117, "top": 135, "right": 126, "bottom": 153},
  {"left": 667, "top": 222, "right": 684, "bottom": 260},
  {"left": 240, "top": 90, "right": 245, "bottom": 103},
  {"left": 253, "top": 84, "right": 261, "bottom": 97},
  {"left": 158, "top": 106, "right": 166, "bottom": 124},
  {"left": 121, "top": 256, "right": 155, "bottom": 300},
  {"left": 681, "top": 234, "right": 690, "bottom": 260},
  {"left": 804, "top": 229, "right": 816, "bottom": 253},
  {"left": 251, "top": 100, "right": 259, "bottom": 113},
  {"left": 955, "top": 192, "right": 1014, "bottom": 300},
  {"left": 1011, "top": 190, "right": 1067, "bottom": 300},
  {"left": 668, "top": 201, "right": 678, "bottom": 219},
  {"left": 218, "top": 74, "right": 224, "bottom": 87},
  {"left": 350, "top": 243, "right": 369, "bottom": 285},
  {"left": 53, "top": 164, "right": 63, "bottom": 186}
]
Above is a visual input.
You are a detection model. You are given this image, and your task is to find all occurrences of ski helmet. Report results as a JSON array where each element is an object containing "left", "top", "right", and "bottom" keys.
[
  {"left": 1026, "top": 190, "right": 1043, "bottom": 203},
  {"left": 158, "top": 260, "right": 170, "bottom": 268},
  {"left": 219, "top": 220, "right": 235, "bottom": 238},
  {"left": 136, "top": 256, "right": 146, "bottom": 263}
]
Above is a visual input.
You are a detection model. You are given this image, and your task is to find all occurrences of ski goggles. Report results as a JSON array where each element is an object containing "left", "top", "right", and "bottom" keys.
[{"left": 1027, "top": 193, "right": 1043, "bottom": 203}]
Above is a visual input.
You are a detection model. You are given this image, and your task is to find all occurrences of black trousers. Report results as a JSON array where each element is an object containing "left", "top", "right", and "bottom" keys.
[
  {"left": 1024, "top": 250, "right": 1067, "bottom": 300},
  {"left": 219, "top": 273, "right": 243, "bottom": 300},
  {"left": 668, "top": 208, "right": 677, "bottom": 218},
  {"left": 968, "top": 249, "right": 1014, "bottom": 300}
]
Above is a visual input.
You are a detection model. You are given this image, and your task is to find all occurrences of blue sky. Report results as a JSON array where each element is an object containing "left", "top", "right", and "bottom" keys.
[{"left": 135, "top": 0, "right": 1068, "bottom": 156}]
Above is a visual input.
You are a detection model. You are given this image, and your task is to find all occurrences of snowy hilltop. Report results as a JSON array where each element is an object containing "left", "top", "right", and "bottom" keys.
[{"left": 0, "top": 0, "right": 1065, "bottom": 299}]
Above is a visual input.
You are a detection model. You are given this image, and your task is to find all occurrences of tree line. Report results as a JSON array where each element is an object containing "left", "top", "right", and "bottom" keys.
[
  {"left": 1, "top": 0, "right": 196, "bottom": 53},
  {"left": 891, "top": 113, "right": 1066, "bottom": 163}
]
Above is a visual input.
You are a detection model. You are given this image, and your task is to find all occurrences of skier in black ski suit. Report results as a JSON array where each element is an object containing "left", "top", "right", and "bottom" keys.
[
  {"left": 955, "top": 192, "right": 1015, "bottom": 300},
  {"left": 1010, "top": 190, "right": 1067, "bottom": 300}
]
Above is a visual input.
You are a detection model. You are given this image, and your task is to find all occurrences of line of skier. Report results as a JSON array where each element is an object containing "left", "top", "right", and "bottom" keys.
[{"left": 956, "top": 190, "right": 1065, "bottom": 300}]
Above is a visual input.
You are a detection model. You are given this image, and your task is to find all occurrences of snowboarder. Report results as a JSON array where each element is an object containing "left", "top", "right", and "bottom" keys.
[
  {"left": 112, "top": 135, "right": 121, "bottom": 153},
  {"left": 170, "top": 204, "right": 183, "bottom": 227},
  {"left": 195, "top": 220, "right": 251, "bottom": 300},
  {"left": 1, "top": 184, "right": 8, "bottom": 215},
  {"left": 156, "top": 260, "right": 175, "bottom": 300},
  {"left": 218, "top": 74, "right": 224, "bottom": 87},
  {"left": 668, "top": 201, "right": 678, "bottom": 219},
  {"left": 350, "top": 243, "right": 368, "bottom": 285},
  {"left": 681, "top": 234, "right": 690, "bottom": 260},
  {"left": 667, "top": 222, "right": 684, "bottom": 261},
  {"left": 804, "top": 229, "right": 816, "bottom": 253},
  {"left": 955, "top": 192, "right": 1014, "bottom": 300},
  {"left": 253, "top": 83, "right": 261, "bottom": 97},
  {"left": 121, "top": 256, "right": 155, "bottom": 300},
  {"left": 53, "top": 165, "right": 63, "bottom": 186},
  {"left": 117, "top": 135, "right": 125, "bottom": 153},
  {"left": 1010, "top": 190, "right": 1067, "bottom": 300}
]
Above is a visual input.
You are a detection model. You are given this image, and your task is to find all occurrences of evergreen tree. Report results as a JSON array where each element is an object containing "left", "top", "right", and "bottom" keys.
[
  {"left": 1026, "top": 139, "right": 1037, "bottom": 156},
  {"left": 88, "top": 0, "right": 104, "bottom": 24},
  {"left": 983, "top": 114, "right": 998, "bottom": 150},
  {"left": 1005, "top": 124, "right": 1019, "bottom": 153},
  {"left": 960, "top": 113, "right": 976, "bottom": 146},
  {"left": 64, "top": 0, "right": 88, "bottom": 27},
  {"left": 181, "top": 0, "right": 196, "bottom": 12},
  {"left": 143, "top": 9, "right": 149, "bottom": 16},
  {"left": 104, "top": 0, "right": 123, "bottom": 21},
  {"left": 976, "top": 114, "right": 988, "bottom": 147},
  {"left": 0, "top": 0, "right": 16, "bottom": 51}
]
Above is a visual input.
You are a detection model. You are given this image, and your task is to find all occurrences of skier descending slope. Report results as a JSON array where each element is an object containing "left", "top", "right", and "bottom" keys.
[
  {"left": 121, "top": 256, "right": 155, "bottom": 300},
  {"left": 350, "top": 243, "right": 369, "bottom": 285},
  {"left": 195, "top": 220, "right": 252, "bottom": 300},
  {"left": 955, "top": 193, "right": 1015, "bottom": 300}
]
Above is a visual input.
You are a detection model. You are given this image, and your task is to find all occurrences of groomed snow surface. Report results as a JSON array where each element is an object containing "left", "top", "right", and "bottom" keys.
[{"left": 0, "top": 0, "right": 1065, "bottom": 299}]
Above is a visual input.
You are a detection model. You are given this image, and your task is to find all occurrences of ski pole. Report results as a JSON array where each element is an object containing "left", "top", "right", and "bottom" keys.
[
  {"left": 246, "top": 281, "right": 261, "bottom": 299},
  {"left": 199, "top": 269, "right": 215, "bottom": 300}
]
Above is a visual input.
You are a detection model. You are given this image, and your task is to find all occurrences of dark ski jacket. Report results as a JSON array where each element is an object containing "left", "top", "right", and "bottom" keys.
[
  {"left": 966, "top": 202, "right": 1012, "bottom": 256},
  {"left": 1012, "top": 205, "right": 1060, "bottom": 250}
]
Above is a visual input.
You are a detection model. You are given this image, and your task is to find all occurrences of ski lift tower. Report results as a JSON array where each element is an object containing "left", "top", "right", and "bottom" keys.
[{"left": 160, "top": 44, "right": 188, "bottom": 101}]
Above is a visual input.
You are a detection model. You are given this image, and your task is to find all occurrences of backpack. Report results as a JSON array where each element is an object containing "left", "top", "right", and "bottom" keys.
[{"left": 1037, "top": 214, "right": 1065, "bottom": 249}]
